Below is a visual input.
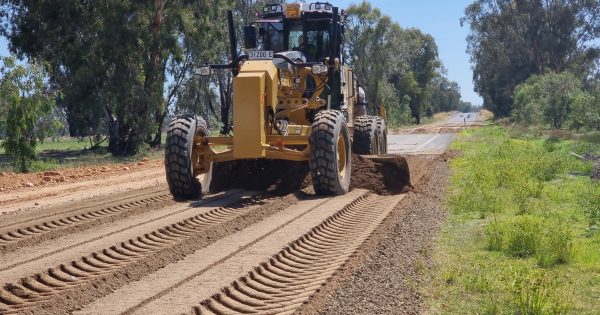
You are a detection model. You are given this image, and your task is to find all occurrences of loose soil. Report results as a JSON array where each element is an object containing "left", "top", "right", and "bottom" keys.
[
  {"left": 0, "top": 165, "right": 166, "bottom": 216},
  {"left": 350, "top": 155, "right": 411, "bottom": 195},
  {"left": 210, "top": 154, "right": 411, "bottom": 196},
  {"left": 0, "top": 192, "right": 302, "bottom": 315},
  {"left": 0, "top": 158, "right": 162, "bottom": 192},
  {"left": 296, "top": 153, "right": 451, "bottom": 315}
]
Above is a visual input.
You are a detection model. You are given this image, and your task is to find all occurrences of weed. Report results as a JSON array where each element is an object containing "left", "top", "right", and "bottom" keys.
[
  {"left": 442, "top": 267, "right": 458, "bottom": 285},
  {"left": 508, "top": 267, "right": 554, "bottom": 315},
  {"left": 537, "top": 222, "right": 573, "bottom": 268},
  {"left": 482, "top": 292, "right": 501, "bottom": 315},
  {"left": 29, "top": 159, "right": 61, "bottom": 172},
  {"left": 512, "top": 180, "right": 544, "bottom": 214},
  {"left": 580, "top": 184, "right": 600, "bottom": 229},
  {"left": 506, "top": 216, "right": 542, "bottom": 258},
  {"left": 464, "top": 266, "right": 493, "bottom": 293},
  {"left": 543, "top": 136, "right": 560, "bottom": 152},
  {"left": 485, "top": 219, "right": 505, "bottom": 251}
]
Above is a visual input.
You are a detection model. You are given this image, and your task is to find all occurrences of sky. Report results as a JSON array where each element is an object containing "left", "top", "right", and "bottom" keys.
[{"left": 0, "top": 0, "right": 483, "bottom": 105}]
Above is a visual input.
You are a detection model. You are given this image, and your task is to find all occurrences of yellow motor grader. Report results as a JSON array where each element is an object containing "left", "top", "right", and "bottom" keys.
[{"left": 165, "top": 2, "right": 394, "bottom": 199}]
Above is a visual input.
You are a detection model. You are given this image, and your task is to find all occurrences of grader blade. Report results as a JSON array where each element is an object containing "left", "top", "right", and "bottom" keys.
[{"left": 350, "top": 155, "right": 412, "bottom": 195}]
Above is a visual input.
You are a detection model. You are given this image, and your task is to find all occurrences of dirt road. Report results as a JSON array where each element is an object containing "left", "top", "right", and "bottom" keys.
[{"left": 0, "top": 114, "right": 478, "bottom": 314}]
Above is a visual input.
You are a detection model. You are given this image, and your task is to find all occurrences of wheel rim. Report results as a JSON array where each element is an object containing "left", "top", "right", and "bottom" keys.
[{"left": 337, "top": 133, "right": 347, "bottom": 179}]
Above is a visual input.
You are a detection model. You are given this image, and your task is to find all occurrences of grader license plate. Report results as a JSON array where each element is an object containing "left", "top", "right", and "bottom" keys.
[{"left": 249, "top": 50, "right": 273, "bottom": 60}]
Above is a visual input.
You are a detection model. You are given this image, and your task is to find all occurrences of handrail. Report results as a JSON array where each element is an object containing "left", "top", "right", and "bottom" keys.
[{"left": 204, "top": 53, "right": 325, "bottom": 70}]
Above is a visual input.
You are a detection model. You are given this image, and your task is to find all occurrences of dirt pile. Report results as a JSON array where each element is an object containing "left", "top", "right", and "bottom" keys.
[
  {"left": 350, "top": 155, "right": 412, "bottom": 195},
  {"left": 209, "top": 155, "right": 412, "bottom": 196}
]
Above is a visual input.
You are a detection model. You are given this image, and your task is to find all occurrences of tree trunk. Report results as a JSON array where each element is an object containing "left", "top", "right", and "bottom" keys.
[
  {"left": 149, "top": 110, "right": 166, "bottom": 147},
  {"left": 145, "top": 0, "right": 164, "bottom": 148},
  {"left": 409, "top": 96, "right": 421, "bottom": 125}
]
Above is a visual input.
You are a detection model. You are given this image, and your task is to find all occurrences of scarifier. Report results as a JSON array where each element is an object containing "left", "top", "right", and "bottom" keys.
[{"left": 165, "top": 2, "right": 409, "bottom": 199}]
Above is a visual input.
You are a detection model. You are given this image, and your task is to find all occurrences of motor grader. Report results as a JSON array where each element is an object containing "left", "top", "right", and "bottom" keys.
[{"left": 165, "top": 2, "right": 395, "bottom": 199}]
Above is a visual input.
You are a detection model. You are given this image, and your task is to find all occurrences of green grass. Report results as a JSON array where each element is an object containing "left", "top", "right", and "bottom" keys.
[
  {"left": 427, "top": 126, "right": 600, "bottom": 314},
  {"left": 0, "top": 137, "right": 101, "bottom": 155},
  {"left": 0, "top": 136, "right": 163, "bottom": 173}
]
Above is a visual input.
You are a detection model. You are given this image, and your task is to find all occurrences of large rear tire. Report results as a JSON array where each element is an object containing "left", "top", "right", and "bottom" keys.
[
  {"left": 309, "top": 110, "right": 352, "bottom": 196},
  {"left": 353, "top": 115, "right": 378, "bottom": 155},
  {"left": 165, "top": 114, "right": 209, "bottom": 200},
  {"left": 375, "top": 116, "right": 388, "bottom": 154}
]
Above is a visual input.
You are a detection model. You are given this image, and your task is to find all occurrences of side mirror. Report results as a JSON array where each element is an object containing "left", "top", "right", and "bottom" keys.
[{"left": 243, "top": 25, "right": 257, "bottom": 49}]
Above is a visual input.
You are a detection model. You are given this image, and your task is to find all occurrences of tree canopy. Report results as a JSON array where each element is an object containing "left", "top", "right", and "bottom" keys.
[
  {"left": 463, "top": 0, "right": 600, "bottom": 117},
  {"left": 345, "top": 1, "right": 469, "bottom": 125}
]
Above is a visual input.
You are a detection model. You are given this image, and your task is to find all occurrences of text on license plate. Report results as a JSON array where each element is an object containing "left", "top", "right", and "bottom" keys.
[{"left": 249, "top": 50, "right": 273, "bottom": 60}]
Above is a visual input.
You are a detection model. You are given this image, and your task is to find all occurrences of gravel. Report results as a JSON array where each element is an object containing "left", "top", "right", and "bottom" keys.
[{"left": 297, "top": 154, "right": 451, "bottom": 315}]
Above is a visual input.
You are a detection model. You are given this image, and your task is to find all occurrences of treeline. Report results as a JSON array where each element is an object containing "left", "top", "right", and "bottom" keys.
[
  {"left": 345, "top": 2, "right": 474, "bottom": 126},
  {"left": 0, "top": 0, "right": 257, "bottom": 159},
  {"left": 463, "top": 0, "right": 600, "bottom": 129},
  {"left": 0, "top": 0, "right": 470, "bottom": 165}
]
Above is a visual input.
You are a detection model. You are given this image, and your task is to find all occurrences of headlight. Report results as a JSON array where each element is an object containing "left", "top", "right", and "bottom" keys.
[
  {"left": 197, "top": 66, "right": 211, "bottom": 76},
  {"left": 311, "top": 64, "right": 328, "bottom": 75}
]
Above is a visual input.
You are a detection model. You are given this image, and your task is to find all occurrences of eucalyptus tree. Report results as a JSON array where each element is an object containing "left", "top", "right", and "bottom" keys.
[
  {"left": 462, "top": 0, "right": 600, "bottom": 117},
  {"left": 0, "top": 0, "right": 235, "bottom": 155},
  {"left": 345, "top": 1, "right": 441, "bottom": 125}
]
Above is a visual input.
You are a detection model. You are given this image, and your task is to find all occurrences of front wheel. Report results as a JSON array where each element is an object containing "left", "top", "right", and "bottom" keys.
[
  {"left": 165, "top": 114, "right": 210, "bottom": 200},
  {"left": 309, "top": 110, "right": 352, "bottom": 196}
]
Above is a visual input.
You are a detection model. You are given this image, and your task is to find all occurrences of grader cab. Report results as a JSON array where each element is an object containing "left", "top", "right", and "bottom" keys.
[{"left": 165, "top": 2, "right": 398, "bottom": 199}]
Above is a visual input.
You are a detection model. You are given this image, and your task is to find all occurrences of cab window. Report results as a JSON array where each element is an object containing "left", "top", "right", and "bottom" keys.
[{"left": 259, "top": 23, "right": 284, "bottom": 52}]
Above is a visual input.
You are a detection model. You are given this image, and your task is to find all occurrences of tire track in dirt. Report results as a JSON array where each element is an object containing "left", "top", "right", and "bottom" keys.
[
  {"left": 195, "top": 193, "right": 402, "bottom": 315},
  {"left": 0, "top": 191, "right": 292, "bottom": 314},
  {"left": 75, "top": 190, "right": 403, "bottom": 315},
  {"left": 75, "top": 191, "right": 361, "bottom": 315},
  {"left": 0, "top": 190, "right": 173, "bottom": 254},
  {"left": 0, "top": 167, "right": 165, "bottom": 216},
  {"left": 0, "top": 191, "right": 249, "bottom": 274},
  {"left": 0, "top": 186, "right": 167, "bottom": 230}
]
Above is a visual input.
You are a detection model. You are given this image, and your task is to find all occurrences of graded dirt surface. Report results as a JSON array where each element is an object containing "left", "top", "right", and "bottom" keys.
[
  {"left": 296, "top": 153, "right": 451, "bottom": 315},
  {"left": 0, "top": 159, "right": 165, "bottom": 215},
  {"left": 0, "top": 115, "right": 470, "bottom": 315}
]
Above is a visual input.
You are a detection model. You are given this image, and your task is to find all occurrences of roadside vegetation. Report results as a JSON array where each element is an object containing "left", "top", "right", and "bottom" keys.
[{"left": 428, "top": 126, "right": 600, "bottom": 314}]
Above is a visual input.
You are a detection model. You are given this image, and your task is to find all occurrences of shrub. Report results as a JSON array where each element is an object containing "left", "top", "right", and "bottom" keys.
[
  {"left": 485, "top": 219, "right": 505, "bottom": 251},
  {"left": 508, "top": 267, "right": 560, "bottom": 315},
  {"left": 536, "top": 222, "right": 573, "bottom": 268},
  {"left": 506, "top": 216, "right": 542, "bottom": 258},
  {"left": 0, "top": 57, "right": 55, "bottom": 172}
]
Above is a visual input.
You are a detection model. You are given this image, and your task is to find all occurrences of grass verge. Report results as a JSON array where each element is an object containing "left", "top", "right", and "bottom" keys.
[
  {"left": 0, "top": 137, "right": 163, "bottom": 172},
  {"left": 427, "top": 126, "right": 600, "bottom": 314}
]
